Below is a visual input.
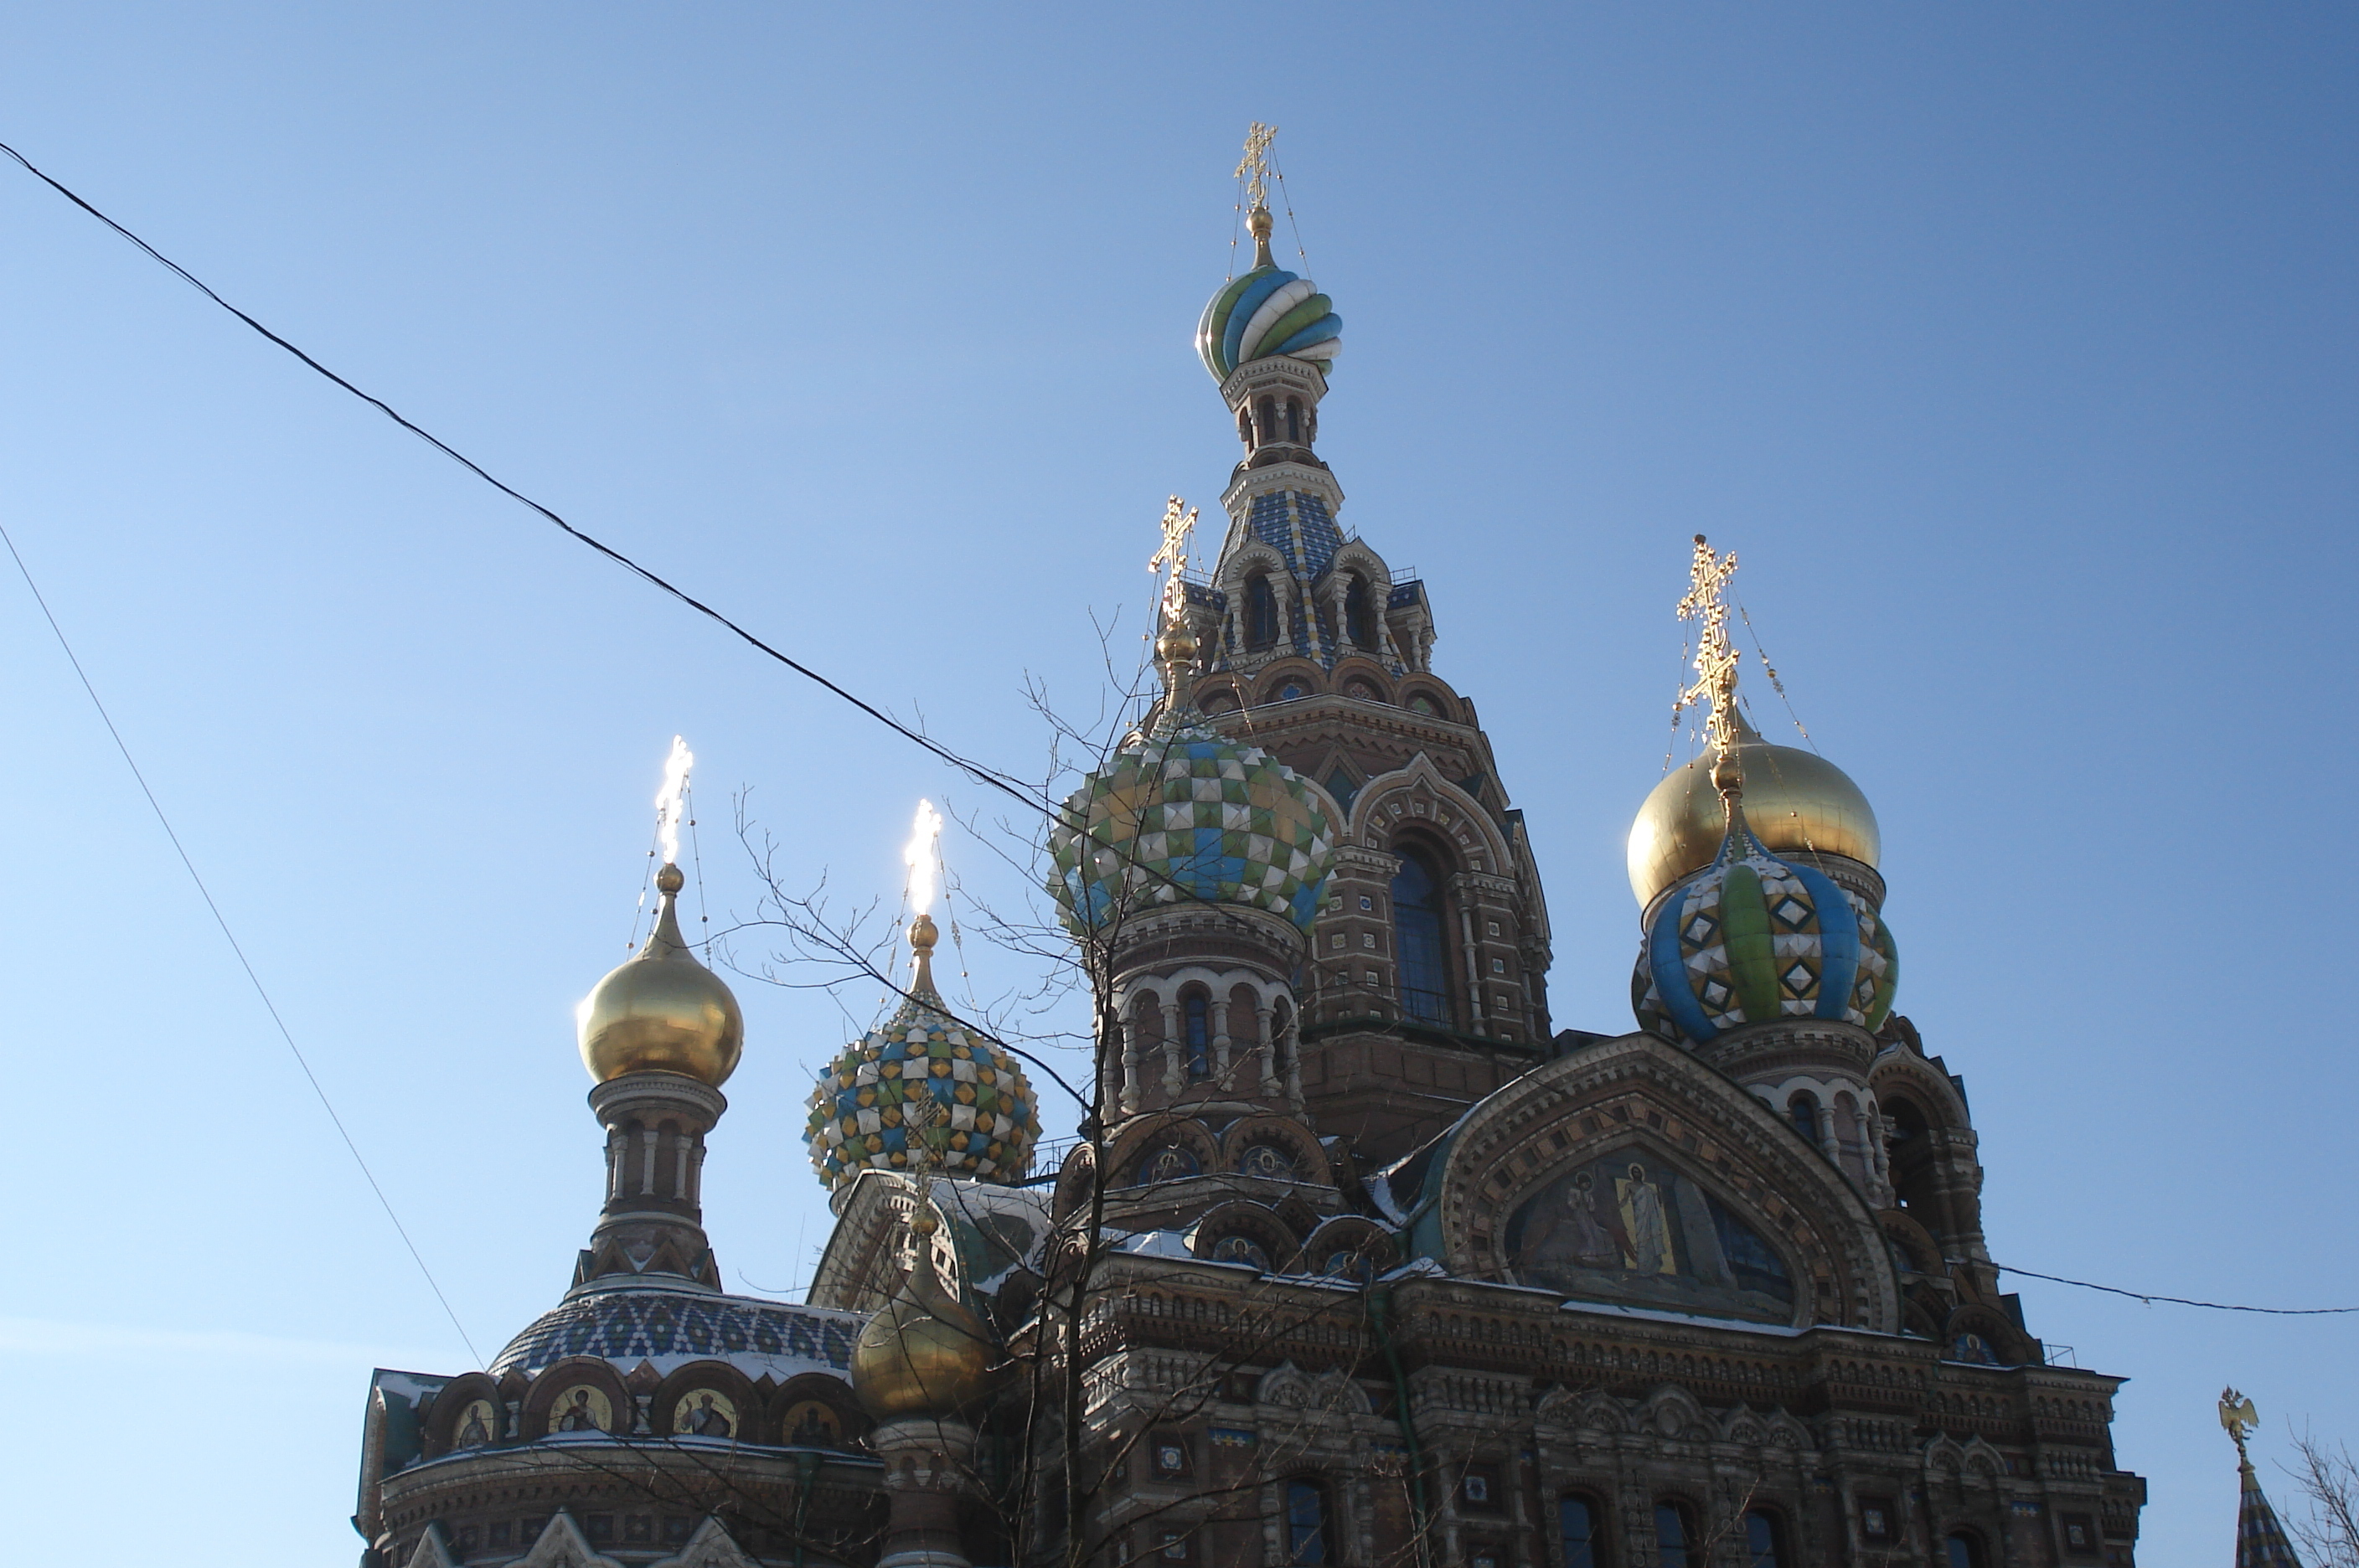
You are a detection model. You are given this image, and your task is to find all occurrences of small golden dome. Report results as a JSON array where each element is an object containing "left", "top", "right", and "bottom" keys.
[
  {"left": 1627, "top": 727, "right": 1881, "bottom": 909},
  {"left": 850, "top": 1204, "right": 999, "bottom": 1419},
  {"left": 577, "top": 864, "right": 745, "bottom": 1086}
]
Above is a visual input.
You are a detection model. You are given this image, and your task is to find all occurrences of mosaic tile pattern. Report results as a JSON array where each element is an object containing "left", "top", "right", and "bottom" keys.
[
  {"left": 803, "top": 996, "right": 1041, "bottom": 1190},
  {"left": 1632, "top": 817, "right": 1897, "bottom": 1046},
  {"left": 1049, "top": 712, "right": 1337, "bottom": 936},
  {"left": 491, "top": 1288, "right": 863, "bottom": 1380}
]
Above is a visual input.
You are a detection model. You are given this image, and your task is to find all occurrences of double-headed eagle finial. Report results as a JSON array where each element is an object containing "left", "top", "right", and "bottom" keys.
[{"left": 2220, "top": 1386, "right": 2260, "bottom": 1463}]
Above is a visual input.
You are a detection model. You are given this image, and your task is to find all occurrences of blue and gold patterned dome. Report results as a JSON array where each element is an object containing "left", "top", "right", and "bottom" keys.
[
  {"left": 1195, "top": 206, "right": 1343, "bottom": 382},
  {"left": 803, "top": 917, "right": 1041, "bottom": 1191},
  {"left": 1633, "top": 810, "right": 1898, "bottom": 1047},
  {"left": 1048, "top": 710, "right": 1338, "bottom": 936}
]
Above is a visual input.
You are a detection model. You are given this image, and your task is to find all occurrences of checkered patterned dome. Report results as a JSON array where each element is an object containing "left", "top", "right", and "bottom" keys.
[
  {"left": 1048, "top": 714, "right": 1338, "bottom": 936},
  {"left": 1633, "top": 816, "right": 1897, "bottom": 1047},
  {"left": 803, "top": 993, "right": 1041, "bottom": 1191}
]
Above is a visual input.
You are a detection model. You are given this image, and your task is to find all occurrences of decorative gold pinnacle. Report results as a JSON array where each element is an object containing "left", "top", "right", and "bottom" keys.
[
  {"left": 2219, "top": 1386, "right": 2260, "bottom": 1465},
  {"left": 1149, "top": 494, "right": 1202, "bottom": 709},
  {"left": 1674, "top": 534, "right": 1745, "bottom": 802},
  {"left": 1149, "top": 493, "right": 1198, "bottom": 627},
  {"left": 1236, "top": 122, "right": 1278, "bottom": 214}
]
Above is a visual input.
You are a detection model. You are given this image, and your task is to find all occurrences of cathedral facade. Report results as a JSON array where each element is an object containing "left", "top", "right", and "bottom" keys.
[{"left": 354, "top": 160, "right": 2146, "bottom": 1568}]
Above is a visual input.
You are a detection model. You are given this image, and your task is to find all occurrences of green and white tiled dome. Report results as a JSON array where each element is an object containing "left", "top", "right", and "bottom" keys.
[
  {"left": 1048, "top": 714, "right": 1338, "bottom": 935},
  {"left": 803, "top": 988, "right": 1041, "bottom": 1191}
]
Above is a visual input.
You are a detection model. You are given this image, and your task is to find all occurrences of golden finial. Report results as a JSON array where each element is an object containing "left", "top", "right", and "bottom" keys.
[
  {"left": 1149, "top": 495, "right": 1201, "bottom": 704},
  {"left": 2220, "top": 1387, "right": 2261, "bottom": 1466},
  {"left": 1237, "top": 122, "right": 1278, "bottom": 268},
  {"left": 1673, "top": 534, "right": 1745, "bottom": 803},
  {"left": 899, "top": 797, "right": 950, "bottom": 1006}
]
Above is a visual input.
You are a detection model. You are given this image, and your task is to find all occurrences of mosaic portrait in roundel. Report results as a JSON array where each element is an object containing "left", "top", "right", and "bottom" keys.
[
  {"left": 1501, "top": 1154, "right": 1796, "bottom": 1323},
  {"left": 548, "top": 1385, "right": 612, "bottom": 1434}
]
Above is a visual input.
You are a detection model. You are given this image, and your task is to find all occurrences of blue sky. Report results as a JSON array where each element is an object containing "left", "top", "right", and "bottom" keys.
[{"left": 1, "top": 6, "right": 2351, "bottom": 1563}]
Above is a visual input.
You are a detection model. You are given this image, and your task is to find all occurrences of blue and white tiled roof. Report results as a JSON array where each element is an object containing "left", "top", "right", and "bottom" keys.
[{"left": 491, "top": 1287, "right": 865, "bottom": 1382}]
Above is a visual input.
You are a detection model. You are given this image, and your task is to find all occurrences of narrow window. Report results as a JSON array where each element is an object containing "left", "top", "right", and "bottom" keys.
[
  {"left": 1257, "top": 396, "right": 1278, "bottom": 445},
  {"left": 1183, "top": 993, "right": 1210, "bottom": 1080},
  {"left": 1789, "top": 1093, "right": 1820, "bottom": 1146},
  {"left": 1653, "top": 1503, "right": 1691, "bottom": 1568},
  {"left": 1286, "top": 1481, "right": 1329, "bottom": 1566},
  {"left": 1559, "top": 1497, "right": 1601, "bottom": 1568},
  {"left": 1391, "top": 850, "right": 1452, "bottom": 1026},
  {"left": 1743, "top": 1510, "right": 1785, "bottom": 1568},
  {"left": 1247, "top": 576, "right": 1280, "bottom": 649},
  {"left": 1238, "top": 407, "right": 1254, "bottom": 448},
  {"left": 1286, "top": 398, "right": 1302, "bottom": 441},
  {"left": 1345, "top": 575, "right": 1373, "bottom": 647}
]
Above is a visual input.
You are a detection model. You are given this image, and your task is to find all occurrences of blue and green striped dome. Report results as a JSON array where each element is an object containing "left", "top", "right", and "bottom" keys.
[
  {"left": 1049, "top": 714, "right": 1338, "bottom": 935},
  {"left": 1197, "top": 264, "right": 1344, "bottom": 383},
  {"left": 1633, "top": 812, "right": 1897, "bottom": 1046}
]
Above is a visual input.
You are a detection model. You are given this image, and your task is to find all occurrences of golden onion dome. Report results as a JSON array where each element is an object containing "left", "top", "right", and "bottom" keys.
[
  {"left": 577, "top": 864, "right": 744, "bottom": 1086},
  {"left": 1627, "top": 721, "right": 1881, "bottom": 909},
  {"left": 850, "top": 1202, "right": 999, "bottom": 1419}
]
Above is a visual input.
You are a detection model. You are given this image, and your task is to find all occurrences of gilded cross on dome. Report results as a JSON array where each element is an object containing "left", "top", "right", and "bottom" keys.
[
  {"left": 1675, "top": 534, "right": 1745, "bottom": 787},
  {"left": 1149, "top": 494, "right": 1198, "bottom": 631},
  {"left": 1236, "top": 122, "right": 1278, "bottom": 214}
]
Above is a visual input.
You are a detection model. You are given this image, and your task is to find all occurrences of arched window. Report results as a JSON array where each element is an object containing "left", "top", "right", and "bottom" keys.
[
  {"left": 1286, "top": 1479, "right": 1330, "bottom": 1565},
  {"left": 1742, "top": 1509, "right": 1787, "bottom": 1568},
  {"left": 1345, "top": 575, "right": 1373, "bottom": 647},
  {"left": 1257, "top": 396, "right": 1278, "bottom": 446},
  {"left": 1182, "top": 993, "right": 1210, "bottom": 1080},
  {"left": 1789, "top": 1093, "right": 1821, "bottom": 1147},
  {"left": 1286, "top": 398, "right": 1302, "bottom": 441},
  {"left": 1247, "top": 575, "right": 1280, "bottom": 650},
  {"left": 1559, "top": 1496, "right": 1603, "bottom": 1568},
  {"left": 1391, "top": 849, "right": 1452, "bottom": 1026},
  {"left": 1944, "top": 1532, "right": 1985, "bottom": 1568},
  {"left": 1653, "top": 1502, "right": 1694, "bottom": 1568}
]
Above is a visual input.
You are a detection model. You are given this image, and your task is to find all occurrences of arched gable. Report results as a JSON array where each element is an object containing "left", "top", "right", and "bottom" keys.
[
  {"left": 1220, "top": 1114, "right": 1334, "bottom": 1186},
  {"left": 1428, "top": 1033, "right": 1901, "bottom": 1333},
  {"left": 1350, "top": 754, "right": 1511, "bottom": 874}
]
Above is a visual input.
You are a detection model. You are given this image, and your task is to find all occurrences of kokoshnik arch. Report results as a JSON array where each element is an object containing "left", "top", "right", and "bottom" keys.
[{"left": 354, "top": 132, "right": 2146, "bottom": 1568}]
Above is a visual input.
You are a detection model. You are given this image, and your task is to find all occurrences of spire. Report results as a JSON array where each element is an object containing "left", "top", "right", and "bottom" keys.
[
  {"left": 902, "top": 797, "right": 947, "bottom": 1004},
  {"left": 2222, "top": 1388, "right": 2308, "bottom": 1567},
  {"left": 1237, "top": 122, "right": 1278, "bottom": 269}
]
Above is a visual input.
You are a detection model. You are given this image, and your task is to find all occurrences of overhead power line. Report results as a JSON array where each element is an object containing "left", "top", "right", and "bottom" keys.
[
  {"left": 0, "top": 519, "right": 483, "bottom": 1367},
  {"left": 1998, "top": 1263, "right": 2359, "bottom": 1317},
  {"left": 0, "top": 137, "right": 1045, "bottom": 814}
]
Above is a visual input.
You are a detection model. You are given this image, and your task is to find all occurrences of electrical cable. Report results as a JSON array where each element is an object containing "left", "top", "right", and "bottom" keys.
[
  {"left": 0, "top": 137, "right": 1046, "bottom": 815},
  {"left": 1995, "top": 1264, "right": 2359, "bottom": 1317},
  {"left": 0, "top": 518, "right": 484, "bottom": 1367}
]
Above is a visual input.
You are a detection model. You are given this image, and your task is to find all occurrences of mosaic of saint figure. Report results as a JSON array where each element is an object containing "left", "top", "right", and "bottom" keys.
[
  {"left": 454, "top": 1400, "right": 494, "bottom": 1448},
  {"left": 677, "top": 1390, "right": 736, "bottom": 1438},
  {"left": 785, "top": 1400, "right": 839, "bottom": 1447},
  {"left": 552, "top": 1386, "right": 609, "bottom": 1433},
  {"left": 1504, "top": 1153, "right": 1795, "bottom": 1322}
]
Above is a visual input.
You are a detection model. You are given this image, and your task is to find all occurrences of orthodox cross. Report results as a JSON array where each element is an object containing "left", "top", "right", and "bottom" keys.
[
  {"left": 1149, "top": 494, "right": 1199, "bottom": 631},
  {"left": 1674, "top": 534, "right": 1744, "bottom": 767},
  {"left": 1236, "top": 122, "right": 1278, "bottom": 214}
]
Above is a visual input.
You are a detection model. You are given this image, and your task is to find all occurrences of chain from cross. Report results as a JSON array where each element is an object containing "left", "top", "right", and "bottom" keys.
[
  {"left": 1674, "top": 534, "right": 1743, "bottom": 764},
  {"left": 1236, "top": 122, "right": 1278, "bottom": 213},
  {"left": 1149, "top": 494, "right": 1199, "bottom": 629}
]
